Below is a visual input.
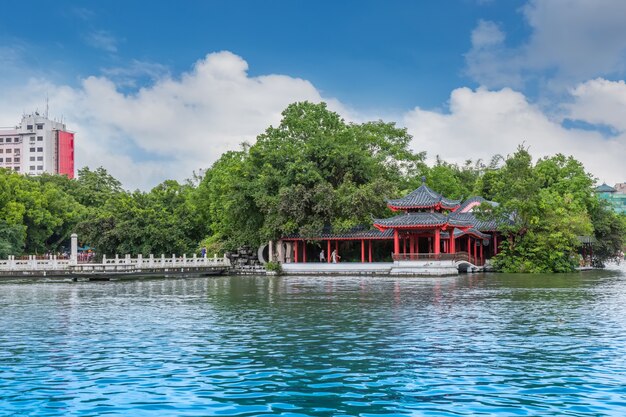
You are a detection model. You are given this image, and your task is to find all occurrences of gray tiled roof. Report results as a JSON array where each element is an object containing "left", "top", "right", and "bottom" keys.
[
  {"left": 595, "top": 183, "right": 616, "bottom": 193},
  {"left": 283, "top": 226, "right": 394, "bottom": 240},
  {"left": 451, "top": 212, "right": 499, "bottom": 231},
  {"left": 387, "top": 184, "right": 461, "bottom": 209},
  {"left": 373, "top": 212, "right": 473, "bottom": 228},
  {"left": 458, "top": 196, "right": 500, "bottom": 213},
  {"left": 442, "top": 227, "right": 490, "bottom": 240}
]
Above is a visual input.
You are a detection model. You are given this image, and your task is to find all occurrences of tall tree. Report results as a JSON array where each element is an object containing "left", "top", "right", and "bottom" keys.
[{"left": 198, "top": 101, "right": 424, "bottom": 250}]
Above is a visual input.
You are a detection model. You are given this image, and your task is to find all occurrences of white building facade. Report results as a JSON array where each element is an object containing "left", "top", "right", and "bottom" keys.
[{"left": 0, "top": 113, "right": 75, "bottom": 178}]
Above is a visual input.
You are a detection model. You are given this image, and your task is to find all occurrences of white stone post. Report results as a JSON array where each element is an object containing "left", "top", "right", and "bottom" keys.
[
  {"left": 277, "top": 240, "right": 285, "bottom": 263},
  {"left": 70, "top": 233, "right": 78, "bottom": 265},
  {"left": 183, "top": 253, "right": 187, "bottom": 266},
  {"left": 161, "top": 254, "right": 165, "bottom": 266},
  {"left": 149, "top": 254, "right": 154, "bottom": 267},
  {"left": 172, "top": 254, "right": 176, "bottom": 265},
  {"left": 137, "top": 254, "right": 143, "bottom": 267},
  {"left": 102, "top": 254, "right": 107, "bottom": 264},
  {"left": 9, "top": 255, "right": 15, "bottom": 270},
  {"left": 125, "top": 254, "right": 131, "bottom": 264},
  {"left": 115, "top": 254, "right": 119, "bottom": 264},
  {"left": 52, "top": 255, "right": 58, "bottom": 270},
  {"left": 285, "top": 242, "right": 293, "bottom": 263},
  {"left": 192, "top": 254, "right": 197, "bottom": 265}
]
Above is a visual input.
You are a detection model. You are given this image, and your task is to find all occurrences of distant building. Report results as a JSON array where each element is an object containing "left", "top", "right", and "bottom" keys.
[
  {"left": 0, "top": 113, "right": 75, "bottom": 178},
  {"left": 595, "top": 183, "right": 626, "bottom": 214},
  {"left": 614, "top": 182, "right": 626, "bottom": 194}
]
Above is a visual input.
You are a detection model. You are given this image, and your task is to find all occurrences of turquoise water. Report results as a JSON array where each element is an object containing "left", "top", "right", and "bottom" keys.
[{"left": 1, "top": 270, "right": 626, "bottom": 416}]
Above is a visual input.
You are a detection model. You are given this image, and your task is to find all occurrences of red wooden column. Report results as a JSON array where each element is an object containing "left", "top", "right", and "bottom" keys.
[
  {"left": 369, "top": 240, "right": 373, "bottom": 262},
  {"left": 302, "top": 240, "right": 306, "bottom": 263},
  {"left": 449, "top": 228, "right": 456, "bottom": 254},
  {"left": 294, "top": 241, "right": 299, "bottom": 263},
  {"left": 493, "top": 234, "right": 498, "bottom": 255},
  {"left": 480, "top": 242, "right": 484, "bottom": 265},
  {"left": 467, "top": 237, "right": 471, "bottom": 263},
  {"left": 403, "top": 235, "right": 407, "bottom": 255},
  {"left": 434, "top": 229, "right": 441, "bottom": 255},
  {"left": 327, "top": 240, "right": 331, "bottom": 263},
  {"left": 361, "top": 239, "right": 365, "bottom": 263},
  {"left": 393, "top": 229, "right": 400, "bottom": 255}
]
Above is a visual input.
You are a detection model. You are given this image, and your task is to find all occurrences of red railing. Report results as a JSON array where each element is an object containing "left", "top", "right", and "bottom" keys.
[{"left": 392, "top": 251, "right": 483, "bottom": 265}]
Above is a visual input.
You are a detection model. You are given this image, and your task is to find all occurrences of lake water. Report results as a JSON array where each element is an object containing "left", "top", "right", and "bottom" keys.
[{"left": 1, "top": 267, "right": 626, "bottom": 416}]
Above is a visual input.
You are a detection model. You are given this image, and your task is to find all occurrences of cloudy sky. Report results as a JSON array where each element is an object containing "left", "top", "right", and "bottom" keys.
[{"left": 1, "top": 0, "right": 625, "bottom": 189}]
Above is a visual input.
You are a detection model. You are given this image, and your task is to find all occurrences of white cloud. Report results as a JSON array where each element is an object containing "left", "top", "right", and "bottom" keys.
[
  {"left": 471, "top": 20, "right": 505, "bottom": 48},
  {"left": 566, "top": 78, "right": 626, "bottom": 132},
  {"left": 1, "top": 51, "right": 624, "bottom": 190},
  {"left": 466, "top": 0, "right": 626, "bottom": 89},
  {"left": 0, "top": 51, "right": 348, "bottom": 190},
  {"left": 402, "top": 86, "right": 626, "bottom": 185},
  {"left": 85, "top": 30, "right": 119, "bottom": 53}
]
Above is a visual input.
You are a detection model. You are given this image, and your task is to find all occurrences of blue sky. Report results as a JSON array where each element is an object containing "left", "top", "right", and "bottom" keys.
[{"left": 1, "top": 0, "right": 625, "bottom": 189}]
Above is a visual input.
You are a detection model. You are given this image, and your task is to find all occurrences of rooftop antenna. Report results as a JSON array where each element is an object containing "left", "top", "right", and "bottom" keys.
[{"left": 45, "top": 94, "right": 49, "bottom": 119}]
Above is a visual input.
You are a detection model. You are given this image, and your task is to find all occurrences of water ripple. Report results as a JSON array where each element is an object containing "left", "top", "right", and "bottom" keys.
[{"left": 0, "top": 271, "right": 626, "bottom": 415}]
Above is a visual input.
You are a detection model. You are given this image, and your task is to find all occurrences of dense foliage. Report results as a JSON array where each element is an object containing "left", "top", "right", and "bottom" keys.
[
  {"left": 196, "top": 102, "right": 424, "bottom": 249},
  {"left": 0, "top": 101, "right": 623, "bottom": 272},
  {"left": 0, "top": 167, "right": 207, "bottom": 257}
]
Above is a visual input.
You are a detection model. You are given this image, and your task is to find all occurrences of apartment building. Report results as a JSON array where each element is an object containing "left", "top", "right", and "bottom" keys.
[{"left": 0, "top": 113, "right": 74, "bottom": 178}]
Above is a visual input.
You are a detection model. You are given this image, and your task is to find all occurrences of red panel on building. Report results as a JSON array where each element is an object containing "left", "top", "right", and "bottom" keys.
[{"left": 57, "top": 130, "right": 74, "bottom": 179}]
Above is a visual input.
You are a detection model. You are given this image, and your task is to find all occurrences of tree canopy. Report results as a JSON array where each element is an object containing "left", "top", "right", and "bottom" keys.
[
  {"left": 197, "top": 101, "right": 424, "bottom": 249},
  {"left": 0, "top": 101, "right": 622, "bottom": 273}
]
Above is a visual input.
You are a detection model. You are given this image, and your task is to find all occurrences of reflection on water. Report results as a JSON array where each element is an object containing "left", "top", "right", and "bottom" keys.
[{"left": 1, "top": 271, "right": 626, "bottom": 416}]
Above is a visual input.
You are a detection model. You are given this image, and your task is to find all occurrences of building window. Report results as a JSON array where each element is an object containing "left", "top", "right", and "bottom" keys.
[
  {"left": 36, "top": 124, "right": 44, "bottom": 130},
  {"left": 27, "top": 125, "right": 33, "bottom": 130},
  {"left": 30, "top": 157, "right": 35, "bottom": 161},
  {"left": 37, "top": 147, "right": 43, "bottom": 152},
  {"left": 30, "top": 166, "right": 35, "bottom": 170},
  {"left": 6, "top": 158, "right": 11, "bottom": 163},
  {"left": 14, "top": 137, "right": 19, "bottom": 142},
  {"left": 37, "top": 156, "right": 43, "bottom": 161},
  {"left": 14, "top": 167, "right": 19, "bottom": 172},
  {"left": 30, "top": 148, "right": 35, "bottom": 152},
  {"left": 0, "top": 138, "right": 3, "bottom": 143},
  {"left": 14, "top": 149, "right": 19, "bottom": 155},
  {"left": 37, "top": 136, "right": 43, "bottom": 141},
  {"left": 0, "top": 158, "right": 3, "bottom": 162},
  {"left": 14, "top": 158, "right": 20, "bottom": 163},
  {"left": 0, "top": 149, "right": 3, "bottom": 154},
  {"left": 37, "top": 165, "right": 43, "bottom": 170},
  {"left": 6, "top": 149, "right": 11, "bottom": 154}
]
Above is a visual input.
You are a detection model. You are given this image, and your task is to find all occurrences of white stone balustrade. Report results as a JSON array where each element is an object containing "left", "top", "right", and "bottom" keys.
[{"left": 0, "top": 254, "right": 230, "bottom": 272}]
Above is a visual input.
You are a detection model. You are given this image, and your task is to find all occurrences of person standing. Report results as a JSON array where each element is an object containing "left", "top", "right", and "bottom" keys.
[
  {"left": 319, "top": 249, "right": 326, "bottom": 262},
  {"left": 331, "top": 249, "right": 340, "bottom": 263}
]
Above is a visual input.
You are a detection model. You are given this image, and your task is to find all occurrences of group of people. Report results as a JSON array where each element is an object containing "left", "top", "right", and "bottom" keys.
[{"left": 319, "top": 249, "right": 340, "bottom": 263}]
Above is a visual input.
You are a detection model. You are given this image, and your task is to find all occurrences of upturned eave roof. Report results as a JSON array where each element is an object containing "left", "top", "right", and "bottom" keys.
[{"left": 386, "top": 183, "right": 461, "bottom": 211}]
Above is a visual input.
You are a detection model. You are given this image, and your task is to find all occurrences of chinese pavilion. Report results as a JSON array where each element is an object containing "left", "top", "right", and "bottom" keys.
[{"left": 279, "top": 178, "right": 500, "bottom": 266}]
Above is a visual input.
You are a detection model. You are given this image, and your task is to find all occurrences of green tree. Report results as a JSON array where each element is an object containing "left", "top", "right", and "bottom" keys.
[
  {"left": 198, "top": 101, "right": 424, "bottom": 249},
  {"left": 485, "top": 147, "right": 594, "bottom": 272}
]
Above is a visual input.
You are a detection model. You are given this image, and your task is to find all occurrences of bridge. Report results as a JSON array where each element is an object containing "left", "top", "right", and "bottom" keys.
[{"left": 0, "top": 253, "right": 230, "bottom": 280}]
